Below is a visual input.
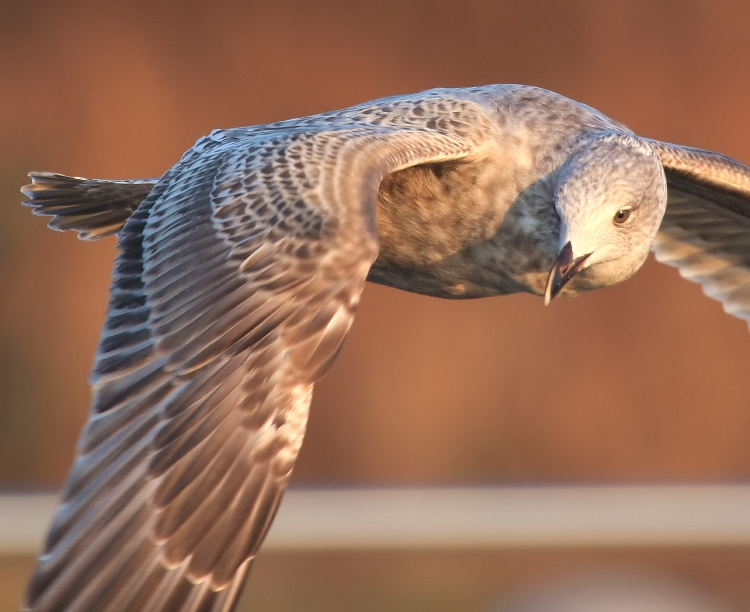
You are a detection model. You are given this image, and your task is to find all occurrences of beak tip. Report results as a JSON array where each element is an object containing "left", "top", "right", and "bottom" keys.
[
  {"left": 544, "top": 242, "right": 592, "bottom": 306},
  {"left": 543, "top": 284, "right": 553, "bottom": 306}
]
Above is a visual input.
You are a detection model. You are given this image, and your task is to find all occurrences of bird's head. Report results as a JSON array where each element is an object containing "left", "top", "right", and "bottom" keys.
[{"left": 544, "top": 132, "right": 668, "bottom": 304}]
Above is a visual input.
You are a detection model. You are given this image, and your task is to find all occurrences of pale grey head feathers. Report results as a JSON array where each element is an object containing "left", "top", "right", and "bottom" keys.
[{"left": 545, "top": 131, "right": 668, "bottom": 303}]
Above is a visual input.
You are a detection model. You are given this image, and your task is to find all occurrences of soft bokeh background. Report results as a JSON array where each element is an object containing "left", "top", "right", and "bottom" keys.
[{"left": 2, "top": 0, "right": 750, "bottom": 609}]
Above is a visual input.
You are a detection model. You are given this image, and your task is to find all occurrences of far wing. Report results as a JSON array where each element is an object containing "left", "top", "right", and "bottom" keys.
[
  {"left": 24, "top": 93, "right": 492, "bottom": 612},
  {"left": 647, "top": 139, "right": 750, "bottom": 325}
]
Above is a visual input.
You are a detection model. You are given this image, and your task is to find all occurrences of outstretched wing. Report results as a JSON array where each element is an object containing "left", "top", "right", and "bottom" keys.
[
  {"left": 647, "top": 140, "right": 750, "bottom": 325},
  {"left": 24, "top": 94, "right": 492, "bottom": 612}
]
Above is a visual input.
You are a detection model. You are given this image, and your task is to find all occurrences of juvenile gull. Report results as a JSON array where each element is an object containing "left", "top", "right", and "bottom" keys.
[{"left": 20, "top": 84, "right": 750, "bottom": 611}]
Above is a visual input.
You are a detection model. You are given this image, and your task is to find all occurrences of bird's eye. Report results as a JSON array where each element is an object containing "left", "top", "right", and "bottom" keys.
[{"left": 613, "top": 207, "right": 632, "bottom": 225}]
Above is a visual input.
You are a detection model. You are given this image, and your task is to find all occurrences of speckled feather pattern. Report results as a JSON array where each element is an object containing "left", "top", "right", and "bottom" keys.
[{"left": 20, "top": 84, "right": 750, "bottom": 612}]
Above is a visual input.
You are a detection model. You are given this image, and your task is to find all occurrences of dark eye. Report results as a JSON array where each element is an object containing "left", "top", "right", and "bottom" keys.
[{"left": 613, "top": 207, "right": 632, "bottom": 224}]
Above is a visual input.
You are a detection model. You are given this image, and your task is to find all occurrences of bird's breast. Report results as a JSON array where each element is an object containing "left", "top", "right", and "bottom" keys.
[{"left": 368, "top": 145, "right": 563, "bottom": 299}]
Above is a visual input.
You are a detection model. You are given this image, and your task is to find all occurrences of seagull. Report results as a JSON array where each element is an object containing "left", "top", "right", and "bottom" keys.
[{"left": 20, "top": 84, "right": 750, "bottom": 611}]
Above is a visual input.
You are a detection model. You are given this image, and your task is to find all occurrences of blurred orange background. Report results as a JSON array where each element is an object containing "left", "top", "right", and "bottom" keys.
[{"left": 2, "top": 0, "right": 750, "bottom": 610}]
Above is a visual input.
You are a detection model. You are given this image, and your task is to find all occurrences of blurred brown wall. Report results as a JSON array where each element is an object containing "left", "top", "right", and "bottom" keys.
[{"left": 2, "top": 0, "right": 750, "bottom": 492}]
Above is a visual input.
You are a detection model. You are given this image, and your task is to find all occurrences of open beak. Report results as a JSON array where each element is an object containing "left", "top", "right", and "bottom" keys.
[{"left": 544, "top": 242, "right": 592, "bottom": 305}]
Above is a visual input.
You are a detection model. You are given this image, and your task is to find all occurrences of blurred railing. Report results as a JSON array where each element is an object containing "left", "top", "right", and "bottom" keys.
[{"left": 3, "top": 485, "right": 750, "bottom": 555}]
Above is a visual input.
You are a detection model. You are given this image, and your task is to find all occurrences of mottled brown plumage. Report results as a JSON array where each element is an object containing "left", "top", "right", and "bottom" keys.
[{"left": 20, "top": 85, "right": 750, "bottom": 611}]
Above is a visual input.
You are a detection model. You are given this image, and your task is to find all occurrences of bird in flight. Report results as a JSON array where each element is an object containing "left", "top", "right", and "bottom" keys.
[{"left": 21, "top": 84, "right": 750, "bottom": 611}]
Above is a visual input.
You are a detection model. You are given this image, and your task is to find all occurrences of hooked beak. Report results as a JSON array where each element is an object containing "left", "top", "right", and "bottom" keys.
[{"left": 544, "top": 242, "right": 592, "bottom": 305}]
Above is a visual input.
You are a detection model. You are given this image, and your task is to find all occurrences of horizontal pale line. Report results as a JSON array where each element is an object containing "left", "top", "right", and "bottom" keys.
[{"left": 3, "top": 485, "right": 750, "bottom": 555}]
